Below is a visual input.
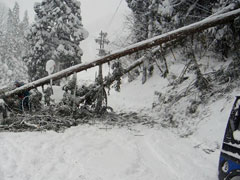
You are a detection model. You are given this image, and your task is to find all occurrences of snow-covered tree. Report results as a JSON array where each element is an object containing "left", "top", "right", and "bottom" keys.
[
  {"left": 25, "top": 0, "right": 88, "bottom": 81},
  {"left": 5, "top": 4, "right": 21, "bottom": 57},
  {"left": 126, "top": 0, "right": 240, "bottom": 84},
  {"left": 0, "top": 2, "right": 7, "bottom": 58},
  {"left": 12, "top": 2, "right": 20, "bottom": 28},
  {"left": 19, "top": 11, "right": 30, "bottom": 58},
  {"left": 0, "top": 2, "right": 28, "bottom": 85},
  {"left": 20, "top": 11, "right": 29, "bottom": 35},
  {"left": 126, "top": 0, "right": 219, "bottom": 42},
  {"left": 0, "top": 2, "right": 8, "bottom": 32}
]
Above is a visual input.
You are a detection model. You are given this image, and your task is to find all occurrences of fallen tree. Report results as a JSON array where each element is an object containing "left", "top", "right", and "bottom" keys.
[
  {"left": 4, "top": 8, "right": 240, "bottom": 97},
  {"left": 103, "top": 46, "right": 161, "bottom": 87}
]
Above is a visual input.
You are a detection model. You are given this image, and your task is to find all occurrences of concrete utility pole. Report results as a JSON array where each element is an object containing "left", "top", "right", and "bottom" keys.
[
  {"left": 95, "top": 31, "right": 109, "bottom": 112},
  {"left": 95, "top": 31, "right": 110, "bottom": 56},
  {"left": 95, "top": 31, "right": 110, "bottom": 79},
  {"left": 95, "top": 31, "right": 110, "bottom": 82}
]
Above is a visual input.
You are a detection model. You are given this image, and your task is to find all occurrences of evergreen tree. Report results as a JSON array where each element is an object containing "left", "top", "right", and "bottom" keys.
[
  {"left": 126, "top": 0, "right": 150, "bottom": 42},
  {"left": 12, "top": 2, "right": 20, "bottom": 29},
  {"left": 208, "top": 0, "right": 240, "bottom": 58},
  {"left": 126, "top": 0, "right": 218, "bottom": 41},
  {"left": 25, "top": 0, "right": 88, "bottom": 81},
  {"left": 19, "top": 11, "right": 29, "bottom": 57},
  {"left": 20, "top": 11, "right": 29, "bottom": 35},
  {"left": 5, "top": 2, "right": 22, "bottom": 57},
  {"left": 6, "top": 9, "right": 13, "bottom": 34},
  {"left": 0, "top": 2, "right": 8, "bottom": 32},
  {"left": 126, "top": 0, "right": 240, "bottom": 82},
  {"left": 0, "top": 2, "right": 7, "bottom": 67},
  {"left": 0, "top": 2, "right": 28, "bottom": 85}
]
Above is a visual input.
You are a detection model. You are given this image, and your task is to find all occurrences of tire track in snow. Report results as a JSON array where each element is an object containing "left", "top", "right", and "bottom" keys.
[{"left": 134, "top": 136, "right": 180, "bottom": 180}]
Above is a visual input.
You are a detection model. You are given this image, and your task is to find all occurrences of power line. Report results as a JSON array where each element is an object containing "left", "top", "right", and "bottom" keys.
[
  {"left": 107, "top": 0, "right": 124, "bottom": 30},
  {"left": 185, "top": 0, "right": 212, "bottom": 14}
]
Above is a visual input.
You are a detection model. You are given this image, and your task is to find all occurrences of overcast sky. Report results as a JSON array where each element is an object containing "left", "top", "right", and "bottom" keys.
[{"left": 0, "top": 0, "right": 130, "bottom": 61}]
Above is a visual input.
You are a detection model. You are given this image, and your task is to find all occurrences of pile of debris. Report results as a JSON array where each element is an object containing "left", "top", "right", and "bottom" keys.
[
  {"left": 0, "top": 107, "right": 156, "bottom": 132},
  {"left": 0, "top": 80, "right": 156, "bottom": 132}
]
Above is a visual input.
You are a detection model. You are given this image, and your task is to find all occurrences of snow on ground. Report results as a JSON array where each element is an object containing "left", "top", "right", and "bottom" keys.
[
  {"left": 0, "top": 64, "right": 236, "bottom": 180},
  {"left": 0, "top": 125, "right": 217, "bottom": 180},
  {"left": 108, "top": 72, "right": 169, "bottom": 113}
]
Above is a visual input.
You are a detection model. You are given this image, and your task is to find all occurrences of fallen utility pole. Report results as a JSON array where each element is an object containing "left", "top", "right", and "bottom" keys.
[{"left": 4, "top": 8, "right": 240, "bottom": 97}]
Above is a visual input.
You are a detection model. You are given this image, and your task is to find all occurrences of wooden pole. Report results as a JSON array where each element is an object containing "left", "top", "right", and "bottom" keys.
[{"left": 4, "top": 8, "right": 240, "bottom": 97}]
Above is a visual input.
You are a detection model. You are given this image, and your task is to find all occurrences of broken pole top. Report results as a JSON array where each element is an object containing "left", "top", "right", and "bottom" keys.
[{"left": 5, "top": 8, "right": 240, "bottom": 97}]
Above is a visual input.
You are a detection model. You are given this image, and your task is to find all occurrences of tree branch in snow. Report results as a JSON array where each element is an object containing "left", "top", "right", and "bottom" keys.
[{"left": 208, "top": 3, "right": 239, "bottom": 18}]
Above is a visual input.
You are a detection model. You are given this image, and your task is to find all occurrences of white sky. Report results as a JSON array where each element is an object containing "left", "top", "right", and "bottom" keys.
[{"left": 0, "top": 0, "right": 131, "bottom": 61}]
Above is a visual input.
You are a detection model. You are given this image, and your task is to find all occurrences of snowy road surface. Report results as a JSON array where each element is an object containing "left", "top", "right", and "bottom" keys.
[
  {"left": 0, "top": 125, "right": 218, "bottom": 180},
  {"left": 0, "top": 68, "right": 227, "bottom": 180}
]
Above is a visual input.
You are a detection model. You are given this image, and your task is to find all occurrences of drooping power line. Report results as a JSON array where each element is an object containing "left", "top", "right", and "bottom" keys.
[{"left": 107, "top": 0, "right": 124, "bottom": 30}]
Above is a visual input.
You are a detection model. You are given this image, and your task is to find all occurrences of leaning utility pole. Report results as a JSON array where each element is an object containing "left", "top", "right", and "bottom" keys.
[{"left": 95, "top": 31, "right": 109, "bottom": 112}]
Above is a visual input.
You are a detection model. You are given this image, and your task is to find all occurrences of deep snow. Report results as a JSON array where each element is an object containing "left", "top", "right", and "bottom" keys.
[
  {"left": 0, "top": 125, "right": 217, "bottom": 180},
  {"left": 0, "top": 65, "right": 236, "bottom": 180}
]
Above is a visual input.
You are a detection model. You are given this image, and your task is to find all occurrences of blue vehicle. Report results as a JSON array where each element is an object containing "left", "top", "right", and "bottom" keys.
[{"left": 219, "top": 96, "right": 240, "bottom": 180}]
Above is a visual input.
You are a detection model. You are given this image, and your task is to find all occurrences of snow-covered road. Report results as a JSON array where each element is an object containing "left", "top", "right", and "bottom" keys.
[
  {"left": 0, "top": 67, "right": 230, "bottom": 180},
  {"left": 0, "top": 125, "right": 218, "bottom": 180}
]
